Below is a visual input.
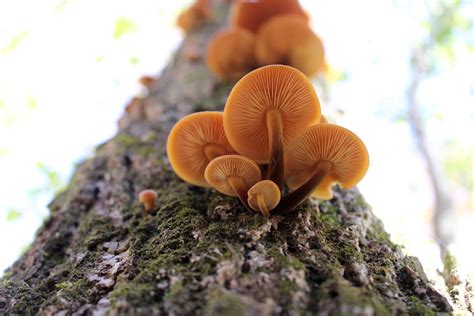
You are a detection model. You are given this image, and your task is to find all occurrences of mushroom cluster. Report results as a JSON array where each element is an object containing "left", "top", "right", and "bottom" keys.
[
  {"left": 167, "top": 65, "right": 369, "bottom": 217},
  {"left": 206, "top": 0, "right": 326, "bottom": 80}
]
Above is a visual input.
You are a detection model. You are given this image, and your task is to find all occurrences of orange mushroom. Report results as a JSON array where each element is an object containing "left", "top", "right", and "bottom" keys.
[
  {"left": 247, "top": 180, "right": 280, "bottom": 217},
  {"left": 177, "top": 0, "right": 211, "bottom": 33},
  {"left": 139, "top": 189, "right": 158, "bottom": 212},
  {"left": 205, "top": 155, "right": 261, "bottom": 210},
  {"left": 231, "top": 0, "right": 308, "bottom": 33},
  {"left": 255, "top": 14, "right": 325, "bottom": 77},
  {"left": 319, "top": 115, "right": 328, "bottom": 124},
  {"left": 276, "top": 124, "right": 369, "bottom": 212},
  {"left": 223, "top": 65, "right": 321, "bottom": 189},
  {"left": 206, "top": 28, "right": 256, "bottom": 80},
  {"left": 167, "top": 111, "right": 236, "bottom": 187}
]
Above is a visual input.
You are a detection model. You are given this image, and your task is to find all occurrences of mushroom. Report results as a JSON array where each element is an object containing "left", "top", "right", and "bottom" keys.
[
  {"left": 255, "top": 14, "right": 325, "bottom": 77},
  {"left": 206, "top": 28, "right": 256, "bottom": 80},
  {"left": 247, "top": 180, "right": 280, "bottom": 217},
  {"left": 231, "top": 0, "right": 307, "bottom": 33},
  {"left": 139, "top": 189, "right": 157, "bottom": 211},
  {"left": 223, "top": 65, "right": 321, "bottom": 190},
  {"left": 319, "top": 115, "right": 328, "bottom": 124},
  {"left": 177, "top": 0, "right": 211, "bottom": 33},
  {"left": 204, "top": 155, "right": 261, "bottom": 210},
  {"left": 276, "top": 124, "right": 369, "bottom": 212},
  {"left": 167, "top": 111, "right": 236, "bottom": 187}
]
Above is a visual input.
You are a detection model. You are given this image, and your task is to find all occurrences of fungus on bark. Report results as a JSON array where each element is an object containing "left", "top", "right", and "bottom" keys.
[
  {"left": 247, "top": 180, "right": 280, "bottom": 217},
  {"left": 255, "top": 14, "right": 325, "bottom": 77},
  {"left": 167, "top": 111, "right": 235, "bottom": 187},
  {"left": 231, "top": 0, "right": 307, "bottom": 33},
  {"left": 223, "top": 64, "right": 321, "bottom": 190},
  {"left": 206, "top": 28, "right": 256, "bottom": 80},
  {"left": 276, "top": 124, "right": 369, "bottom": 212},
  {"left": 177, "top": 0, "right": 211, "bottom": 34},
  {"left": 204, "top": 155, "right": 261, "bottom": 210},
  {"left": 138, "top": 189, "right": 157, "bottom": 212}
]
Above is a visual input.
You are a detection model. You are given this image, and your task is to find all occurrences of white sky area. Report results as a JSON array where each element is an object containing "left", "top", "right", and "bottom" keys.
[{"left": 0, "top": 0, "right": 473, "bottom": 290}]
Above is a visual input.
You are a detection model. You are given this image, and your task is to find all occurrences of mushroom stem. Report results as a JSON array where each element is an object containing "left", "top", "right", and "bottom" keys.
[
  {"left": 275, "top": 160, "right": 333, "bottom": 213},
  {"left": 256, "top": 193, "right": 270, "bottom": 217},
  {"left": 266, "top": 110, "right": 284, "bottom": 191},
  {"left": 204, "top": 144, "right": 226, "bottom": 161},
  {"left": 227, "top": 176, "right": 252, "bottom": 211},
  {"left": 143, "top": 202, "right": 154, "bottom": 211}
]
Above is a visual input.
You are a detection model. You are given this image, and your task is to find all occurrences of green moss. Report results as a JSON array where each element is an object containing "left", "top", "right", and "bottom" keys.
[
  {"left": 407, "top": 296, "right": 436, "bottom": 316},
  {"left": 317, "top": 279, "right": 390, "bottom": 315},
  {"left": 266, "top": 247, "right": 305, "bottom": 271},
  {"left": 115, "top": 133, "right": 140, "bottom": 147},
  {"left": 204, "top": 288, "right": 248, "bottom": 316}
]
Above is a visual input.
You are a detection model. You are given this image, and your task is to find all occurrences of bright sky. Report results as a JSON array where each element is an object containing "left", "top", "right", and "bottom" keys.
[{"left": 0, "top": 0, "right": 473, "bottom": 291}]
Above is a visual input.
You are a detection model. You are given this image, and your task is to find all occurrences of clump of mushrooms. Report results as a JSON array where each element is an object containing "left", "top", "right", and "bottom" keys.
[
  {"left": 165, "top": 65, "right": 369, "bottom": 217},
  {"left": 204, "top": 0, "right": 326, "bottom": 79}
]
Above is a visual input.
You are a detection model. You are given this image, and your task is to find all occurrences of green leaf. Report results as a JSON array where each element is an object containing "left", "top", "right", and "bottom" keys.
[
  {"left": 36, "top": 162, "right": 63, "bottom": 191},
  {"left": 6, "top": 209, "right": 22, "bottom": 222},
  {"left": 26, "top": 95, "right": 38, "bottom": 109},
  {"left": 0, "top": 31, "right": 29, "bottom": 55},
  {"left": 129, "top": 56, "right": 139, "bottom": 65},
  {"left": 113, "top": 17, "right": 138, "bottom": 39}
]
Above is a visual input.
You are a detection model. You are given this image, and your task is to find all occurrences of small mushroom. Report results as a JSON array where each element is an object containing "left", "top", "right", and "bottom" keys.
[
  {"left": 167, "top": 111, "right": 236, "bottom": 187},
  {"left": 206, "top": 28, "right": 256, "bottom": 80},
  {"left": 319, "top": 115, "right": 328, "bottom": 124},
  {"left": 223, "top": 65, "right": 321, "bottom": 190},
  {"left": 138, "top": 76, "right": 156, "bottom": 88},
  {"left": 255, "top": 14, "right": 325, "bottom": 77},
  {"left": 205, "top": 155, "right": 261, "bottom": 210},
  {"left": 247, "top": 180, "right": 280, "bottom": 217},
  {"left": 139, "top": 189, "right": 157, "bottom": 211},
  {"left": 276, "top": 124, "right": 369, "bottom": 212},
  {"left": 177, "top": 0, "right": 211, "bottom": 33},
  {"left": 231, "top": 0, "right": 308, "bottom": 33}
]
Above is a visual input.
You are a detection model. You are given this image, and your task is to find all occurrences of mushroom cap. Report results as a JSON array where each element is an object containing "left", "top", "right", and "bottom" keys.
[
  {"left": 139, "top": 189, "right": 157, "bottom": 203},
  {"left": 204, "top": 155, "right": 261, "bottom": 196},
  {"left": 223, "top": 64, "right": 321, "bottom": 163},
  {"left": 319, "top": 115, "right": 328, "bottom": 124},
  {"left": 247, "top": 180, "right": 281, "bottom": 212},
  {"left": 167, "top": 111, "right": 236, "bottom": 187},
  {"left": 285, "top": 124, "right": 369, "bottom": 199},
  {"left": 176, "top": 0, "right": 210, "bottom": 33},
  {"left": 255, "top": 14, "right": 324, "bottom": 76},
  {"left": 206, "top": 28, "right": 256, "bottom": 80},
  {"left": 231, "top": 0, "right": 307, "bottom": 33},
  {"left": 288, "top": 32, "right": 325, "bottom": 77}
]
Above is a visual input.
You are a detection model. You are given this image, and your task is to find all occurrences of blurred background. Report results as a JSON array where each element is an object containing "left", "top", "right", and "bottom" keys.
[{"left": 0, "top": 0, "right": 472, "bottom": 297}]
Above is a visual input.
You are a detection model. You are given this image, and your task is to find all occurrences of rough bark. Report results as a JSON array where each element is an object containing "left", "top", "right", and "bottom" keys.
[{"left": 0, "top": 2, "right": 452, "bottom": 315}]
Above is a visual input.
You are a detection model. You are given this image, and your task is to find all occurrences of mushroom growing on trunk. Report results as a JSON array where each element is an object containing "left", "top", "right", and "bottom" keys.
[
  {"left": 231, "top": 0, "right": 308, "bottom": 33},
  {"left": 205, "top": 155, "right": 261, "bottom": 210},
  {"left": 276, "top": 124, "right": 369, "bottom": 213},
  {"left": 206, "top": 28, "right": 256, "bottom": 80},
  {"left": 247, "top": 180, "right": 281, "bottom": 217},
  {"left": 167, "top": 111, "right": 235, "bottom": 187},
  {"left": 255, "top": 14, "right": 325, "bottom": 77},
  {"left": 223, "top": 65, "right": 321, "bottom": 190}
]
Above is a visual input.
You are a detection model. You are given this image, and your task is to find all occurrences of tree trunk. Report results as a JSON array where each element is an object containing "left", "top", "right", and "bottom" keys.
[{"left": 0, "top": 2, "right": 452, "bottom": 315}]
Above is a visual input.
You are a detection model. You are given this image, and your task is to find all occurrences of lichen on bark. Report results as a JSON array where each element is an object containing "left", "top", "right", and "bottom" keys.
[{"left": 0, "top": 1, "right": 452, "bottom": 315}]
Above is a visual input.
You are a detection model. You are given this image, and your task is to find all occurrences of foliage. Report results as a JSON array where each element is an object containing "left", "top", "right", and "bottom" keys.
[{"left": 113, "top": 17, "right": 138, "bottom": 39}]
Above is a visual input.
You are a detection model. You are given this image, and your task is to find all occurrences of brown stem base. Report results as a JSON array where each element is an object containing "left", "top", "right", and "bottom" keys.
[
  {"left": 227, "top": 176, "right": 252, "bottom": 211},
  {"left": 274, "top": 160, "right": 332, "bottom": 214}
]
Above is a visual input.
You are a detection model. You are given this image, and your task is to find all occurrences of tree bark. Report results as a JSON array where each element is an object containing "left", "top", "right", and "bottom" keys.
[{"left": 0, "top": 2, "right": 452, "bottom": 315}]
